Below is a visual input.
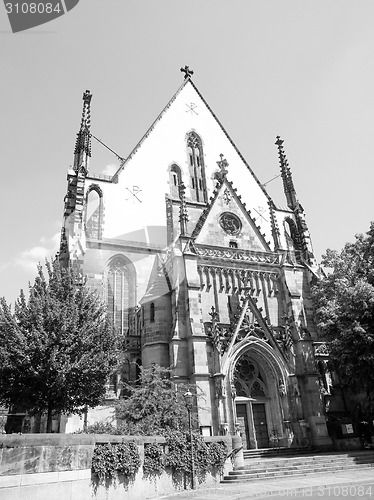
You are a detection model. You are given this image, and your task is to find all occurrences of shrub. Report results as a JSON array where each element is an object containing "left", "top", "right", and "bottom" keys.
[
  {"left": 91, "top": 442, "right": 141, "bottom": 481},
  {"left": 143, "top": 442, "right": 165, "bottom": 477}
]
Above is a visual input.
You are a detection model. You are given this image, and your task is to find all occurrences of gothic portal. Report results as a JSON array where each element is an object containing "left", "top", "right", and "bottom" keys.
[{"left": 59, "top": 69, "right": 332, "bottom": 449}]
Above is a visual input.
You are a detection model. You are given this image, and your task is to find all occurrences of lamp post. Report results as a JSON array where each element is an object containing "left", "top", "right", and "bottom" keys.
[{"left": 183, "top": 390, "right": 195, "bottom": 489}]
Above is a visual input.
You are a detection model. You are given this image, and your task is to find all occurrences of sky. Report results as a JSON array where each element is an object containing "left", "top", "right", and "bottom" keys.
[{"left": 1, "top": 1, "right": 374, "bottom": 305}]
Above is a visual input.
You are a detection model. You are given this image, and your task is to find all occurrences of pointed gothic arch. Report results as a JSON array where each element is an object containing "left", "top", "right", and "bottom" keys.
[
  {"left": 106, "top": 255, "right": 136, "bottom": 335},
  {"left": 225, "top": 339, "right": 290, "bottom": 449},
  {"left": 186, "top": 131, "right": 207, "bottom": 203},
  {"left": 85, "top": 184, "right": 103, "bottom": 239},
  {"left": 169, "top": 164, "right": 182, "bottom": 198}
]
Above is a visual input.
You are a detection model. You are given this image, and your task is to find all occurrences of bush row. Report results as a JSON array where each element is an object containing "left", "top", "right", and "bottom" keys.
[{"left": 91, "top": 431, "right": 227, "bottom": 482}]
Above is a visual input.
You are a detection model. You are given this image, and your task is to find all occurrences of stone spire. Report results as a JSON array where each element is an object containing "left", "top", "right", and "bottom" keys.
[
  {"left": 276, "top": 136, "right": 297, "bottom": 210},
  {"left": 275, "top": 136, "right": 316, "bottom": 266},
  {"left": 74, "top": 90, "right": 92, "bottom": 173}
]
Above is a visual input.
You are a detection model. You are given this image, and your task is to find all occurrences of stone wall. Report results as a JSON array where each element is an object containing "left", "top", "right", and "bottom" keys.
[
  {"left": 0, "top": 434, "right": 94, "bottom": 500},
  {"left": 0, "top": 434, "right": 233, "bottom": 500}
]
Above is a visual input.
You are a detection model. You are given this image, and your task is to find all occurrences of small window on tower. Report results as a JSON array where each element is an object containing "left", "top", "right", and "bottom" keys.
[
  {"left": 229, "top": 240, "right": 238, "bottom": 249},
  {"left": 170, "top": 165, "right": 182, "bottom": 198},
  {"left": 150, "top": 302, "right": 155, "bottom": 323}
]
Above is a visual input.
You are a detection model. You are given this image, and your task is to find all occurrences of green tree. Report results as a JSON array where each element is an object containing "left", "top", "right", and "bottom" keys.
[
  {"left": 312, "top": 222, "right": 374, "bottom": 408},
  {"left": 0, "top": 259, "right": 120, "bottom": 432},
  {"left": 116, "top": 365, "right": 194, "bottom": 435}
]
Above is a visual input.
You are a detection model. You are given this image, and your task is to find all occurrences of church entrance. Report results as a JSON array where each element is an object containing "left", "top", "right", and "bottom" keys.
[
  {"left": 235, "top": 401, "right": 270, "bottom": 449},
  {"left": 233, "top": 353, "right": 272, "bottom": 449}
]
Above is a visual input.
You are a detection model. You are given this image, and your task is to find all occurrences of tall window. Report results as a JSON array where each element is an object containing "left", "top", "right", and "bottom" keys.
[
  {"left": 107, "top": 256, "right": 136, "bottom": 335},
  {"left": 85, "top": 185, "right": 103, "bottom": 239},
  {"left": 187, "top": 132, "right": 207, "bottom": 202}
]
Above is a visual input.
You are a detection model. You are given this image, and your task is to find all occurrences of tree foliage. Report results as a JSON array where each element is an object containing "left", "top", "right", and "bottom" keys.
[
  {"left": 0, "top": 260, "right": 120, "bottom": 432},
  {"left": 116, "top": 365, "right": 195, "bottom": 435},
  {"left": 312, "top": 223, "right": 374, "bottom": 404}
]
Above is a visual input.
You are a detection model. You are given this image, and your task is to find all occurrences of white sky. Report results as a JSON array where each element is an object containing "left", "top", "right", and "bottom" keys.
[{"left": 1, "top": 1, "right": 374, "bottom": 305}]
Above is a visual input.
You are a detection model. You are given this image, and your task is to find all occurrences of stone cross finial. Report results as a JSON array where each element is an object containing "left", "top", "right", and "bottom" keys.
[{"left": 180, "top": 65, "right": 194, "bottom": 79}]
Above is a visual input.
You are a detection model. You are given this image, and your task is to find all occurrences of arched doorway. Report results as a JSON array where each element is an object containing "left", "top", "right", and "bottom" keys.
[
  {"left": 229, "top": 344, "right": 288, "bottom": 450},
  {"left": 234, "top": 354, "right": 270, "bottom": 448}
]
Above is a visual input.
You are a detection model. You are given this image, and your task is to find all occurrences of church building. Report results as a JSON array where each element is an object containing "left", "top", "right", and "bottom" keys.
[{"left": 59, "top": 67, "right": 332, "bottom": 449}]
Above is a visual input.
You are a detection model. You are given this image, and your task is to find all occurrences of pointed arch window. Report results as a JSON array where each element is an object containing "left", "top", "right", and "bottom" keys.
[
  {"left": 233, "top": 354, "right": 268, "bottom": 398},
  {"left": 107, "top": 256, "right": 136, "bottom": 335},
  {"left": 170, "top": 164, "right": 182, "bottom": 198},
  {"left": 85, "top": 185, "right": 103, "bottom": 239},
  {"left": 187, "top": 132, "right": 207, "bottom": 203}
]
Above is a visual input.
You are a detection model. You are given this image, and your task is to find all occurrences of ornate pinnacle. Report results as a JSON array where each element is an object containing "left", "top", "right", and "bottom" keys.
[
  {"left": 74, "top": 90, "right": 92, "bottom": 171},
  {"left": 268, "top": 200, "right": 281, "bottom": 249},
  {"left": 180, "top": 65, "right": 194, "bottom": 79},
  {"left": 275, "top": 136, "right": 297, "bottom": 210},
  {"left": 178, "top": 182, "right": 189, "bottom": 235}
]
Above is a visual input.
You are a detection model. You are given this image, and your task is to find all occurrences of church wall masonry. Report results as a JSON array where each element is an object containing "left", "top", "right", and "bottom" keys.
[{"left": 59, "top": 69, "right": 334, "bottom": 450}]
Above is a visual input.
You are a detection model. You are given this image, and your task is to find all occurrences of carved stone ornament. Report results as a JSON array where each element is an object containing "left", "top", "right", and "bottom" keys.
[
  {"left": 219, "top": 212, "right": 242, "bottom": 235},
  {"left": 278, "top": 379, "right": 286, "bottom": 397},
  {"left": 222, "top": 188, "right": 232, "bottom": 205},
  {"left": 195, "top": 245, "right": 280, "bottom": 264}
]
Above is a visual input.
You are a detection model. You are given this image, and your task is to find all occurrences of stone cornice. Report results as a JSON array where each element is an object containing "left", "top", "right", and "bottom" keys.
[{"left": 194, "top": 244, "right": 280, "bottom": 265}]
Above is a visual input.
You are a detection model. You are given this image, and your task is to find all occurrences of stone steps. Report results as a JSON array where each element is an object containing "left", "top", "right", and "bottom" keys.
[
  {"left": 222, "top": 451, "right": 374, "bottom": 483},
  {"left": 243, "top": 446, "right": 313, "bottom": 460},
  {"left": 240, "top": 454, "right": 374, "bottom": 469}
]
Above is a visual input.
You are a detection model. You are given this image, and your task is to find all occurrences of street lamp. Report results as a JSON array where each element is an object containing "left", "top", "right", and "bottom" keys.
[{"left": 183, "top": 390, "right": 195, "bottom": 489}]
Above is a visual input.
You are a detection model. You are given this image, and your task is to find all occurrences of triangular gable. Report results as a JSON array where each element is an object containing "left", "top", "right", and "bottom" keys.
[
  {"left": 111, "top": 78, "right": 269, "bottom": 200},
  {"left": 89, "top": 74, "right": 274, "bottom": 247},
  {"left": 192, "top": 178, "right": 271, "bottom": 252},
  {"left": 221, "top": 292, "right": 292, "bottom": 371}
]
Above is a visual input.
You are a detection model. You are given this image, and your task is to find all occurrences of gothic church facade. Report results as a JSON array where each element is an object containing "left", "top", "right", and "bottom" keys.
[{"left": 60, "top": 68, "right": 332, "bottom": 449}]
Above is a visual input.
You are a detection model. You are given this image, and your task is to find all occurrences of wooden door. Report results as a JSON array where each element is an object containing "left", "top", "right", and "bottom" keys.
[{"left": 252, "top": 403, "right": 269, "bottom": 448}]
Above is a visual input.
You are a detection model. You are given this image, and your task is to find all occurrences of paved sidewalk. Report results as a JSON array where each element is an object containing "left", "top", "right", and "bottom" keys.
[{"left": 156, "top": 468, "right": 374, "bottom": 500}]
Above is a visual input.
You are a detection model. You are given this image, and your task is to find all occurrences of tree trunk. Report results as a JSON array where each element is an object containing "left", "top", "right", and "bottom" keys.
[
  {"left": 46, "top": 403, "right": 53, "bottom": 433},
  {"left": 83, "top": 406, "right": 88, "bottom": 432}
]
